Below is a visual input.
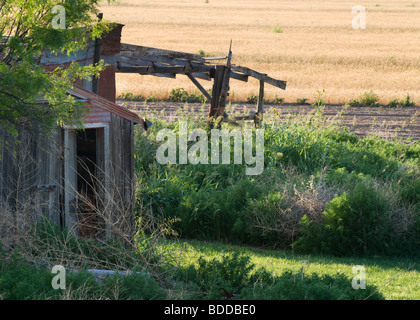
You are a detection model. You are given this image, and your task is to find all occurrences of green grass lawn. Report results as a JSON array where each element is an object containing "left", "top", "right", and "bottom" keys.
[{"left": 164, "top": 239, "right": 420, "bottom": 300}]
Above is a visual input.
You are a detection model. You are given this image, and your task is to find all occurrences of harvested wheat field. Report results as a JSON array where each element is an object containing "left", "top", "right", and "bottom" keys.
[{"left": 100, "top": 0, "right": 420, "bottom": 105}]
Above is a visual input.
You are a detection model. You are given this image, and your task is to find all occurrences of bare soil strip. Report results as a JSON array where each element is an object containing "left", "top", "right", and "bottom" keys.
[{"left": 121, "top": 100, "right": 420, "bottom": 141}]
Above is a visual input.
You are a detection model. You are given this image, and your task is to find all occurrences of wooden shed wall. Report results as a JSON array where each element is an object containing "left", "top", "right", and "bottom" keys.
[
  {"left": 0, "top": 126, "right": 64, "bottom": 242},
  {"left": 105, "top": 113, "right": 135, "bottom": 241}
]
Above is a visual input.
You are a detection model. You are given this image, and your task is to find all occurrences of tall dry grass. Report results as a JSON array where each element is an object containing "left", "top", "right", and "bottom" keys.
[
  {"left": 0, "top": 138, "right": 175, "bottom": 287},
  {"left": 100, "top": 0, "right": 420, "bottom": 105}
]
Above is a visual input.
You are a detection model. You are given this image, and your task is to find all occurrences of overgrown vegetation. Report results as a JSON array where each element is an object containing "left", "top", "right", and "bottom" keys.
[
  {"left": 135, "top": 111, "right": 420, "bottom": 257},
  {"left": 169, "top": 88, "right": 207, "bottom": 103},
  {"left": 1, "top": 106, "right": 418, "bottom": 300}
]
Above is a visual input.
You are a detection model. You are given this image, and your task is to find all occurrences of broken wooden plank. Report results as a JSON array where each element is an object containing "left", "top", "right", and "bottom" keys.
[
  {"left": 230, "top": 71, "right": 249, "bottom": 82},
  {"left": 191, "top": 72, "right": 211, "bottom": 81},
  {"left": 117, "top": 65, "right": 211, "bottom": 76},
  {"left": 117, "top": 60, "right": 212, "bottom": 75},
  {"left": 120, "top": 43, "right": 206, "bottom": 63},
  {"left": 118, "top": 54, "right": 215, "bottom": 72},
  {"left": 203, "top": 56, "right": 228, "bottom": 61},
  {"left": 231, "top": 66, "right": 287, "bottom": 89}
]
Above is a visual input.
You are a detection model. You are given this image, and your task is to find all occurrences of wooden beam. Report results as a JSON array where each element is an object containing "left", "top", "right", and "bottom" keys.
[
  {"left": 152, "top": 73, "right": 176, "bottom": 79},
  {"left": 186, "top": 73, "right": 212, "bottom": 102},
  {"left": 117, "top": 63, "right": 212, "bottom": 75},
  {"left": 203, "top": 56, "right": 228, "bottom": 61},
  {"left": 120, "top": 43, "right": 206, "bottom": 63},
  {"left": 230, "top": 71, "right": 248, "bottom": 82},
  {"left": 117, "top": 66, "right": 150, "bottom": 73},
  {"left": 231, "top": 66, "right": 287, "bottom": 89},
  {"left": 191, "top": 72, "right": 211, "bottom": 81},
  {"left": 117, "top": 54, "right": 214, "bottom": 72}
]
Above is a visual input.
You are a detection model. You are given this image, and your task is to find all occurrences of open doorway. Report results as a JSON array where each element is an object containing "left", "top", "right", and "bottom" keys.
[{"left": 76, "top": 128, "right": 101, "bottom": 238}]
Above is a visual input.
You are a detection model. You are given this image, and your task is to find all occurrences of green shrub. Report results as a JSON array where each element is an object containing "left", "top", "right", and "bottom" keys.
[
  {"left": 387, "top": 94, "right": 415, "bottom": 108},
  {"left": 349, "top": 91, "right": 380, "bottom": 107},
  {"left": 169, "top": 88, "right": 206, "bottom": 103},
  {"left": 174, "top": 252, "right": 384, "bottom": 300},
  {"left": 102, "top": 271, "right": 167, "bottom": 300},
  {"left": 175, "top": 252, "right": 256, "bottom": 299},
  {"left": 0, "top": 259, "right": 57, "bottom": 300},
  {"left": 240, "top": 271, "right": 384, "bottom": 300},
  {"left": 399, "top": 93, "right": 415, "bottom": 107},
  {"left": 65, "top": 270, "right": 102, "bottom": 299},
  {"left": 173, "top": 179, "right": 265, "bottom": 242},
  {"left": 247, "top": 95, "right": 258, "bottom": 104},
  {"left": 293, "top": 183, "right": 392, "bottom": 256},
  {"left": 358, "top": 91, "right": 380, "bottom": 107},
  {"left": 296, "top": 98, "right": 309, "bottom": 105},
  {"left": 274, "top": 96, "right": 285, "bottom": 105},
  {"left": 387, "top": 99, "right": 400, "bottom": 108},
  {"left": 271, "top": 26, "right": 283, "bottom": 33},
  {"left": 348, "top": 99, "right": 361, "bottom": 107}
]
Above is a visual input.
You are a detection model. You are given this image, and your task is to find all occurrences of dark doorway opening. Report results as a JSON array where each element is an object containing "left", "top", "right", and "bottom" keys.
[{"left": 76, "top": 129, "right": 99, "bottom": 238}]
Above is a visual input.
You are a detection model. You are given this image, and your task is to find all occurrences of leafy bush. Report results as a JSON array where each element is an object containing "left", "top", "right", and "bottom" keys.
[
  {"left": 387, "top": 99, "right": 400, "bottom": 108},
  {"left": 0, "top": 257, "right": 165, "bottom": 300},
  {"left": 174, "top": 251, "right": 384, "bottom": 300},
  {"left": 350, "top": 91, "right": 380, "bottom": 107},
  {"left": 274, "top": 96, "right": 285, "bottom": 105},
  {"left": 172, "top": 179, "right": 265, "bottom": 242},
  {"left": 174, "top": 251, "right": 256, "bottom": 299},
  {"left": 358, "top": 90, "right": 379, "bottom": 107},
  {"left": 387, "top": 94, "right": 415, "bottom": 108},
  {"left": 102, "top": 271, "right": 167, "bottom": 300},
  {"left": 348, "top": 99, "right": 361, "bottom": 107},
  {"left": 136, "top": 117, "right": 420, "bottom": 256},
  {"left": 296, "top": 98, "right": 309, "bottom": 105},
  {"left": 0, "top": 258, "right": 57, "bottom": 300},
  {"left": 169, "top": 88, "right": 206, "bottom": 103},
  {"left": 240, "top": 271, "right": 384, "bottom": 300},
  {"left": 293, "top": 183, "right": 392, "bottom": 256},
  {"left": 247, "top": 95, "right": 258, "bottom": 104},
  {"left": 399, "top": 93, "right": 415, "bottom": 107},
  {"left": 271, "top": 26, "right": 283, "bottom": 33}
]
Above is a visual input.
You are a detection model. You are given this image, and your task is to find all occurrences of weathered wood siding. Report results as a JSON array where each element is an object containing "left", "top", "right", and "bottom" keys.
[
  {"left": 0, "top": 126, "right": 64, "bottom": 242},
  {"left": 106, "top": 113, "right": 135, "bottom": 241}
]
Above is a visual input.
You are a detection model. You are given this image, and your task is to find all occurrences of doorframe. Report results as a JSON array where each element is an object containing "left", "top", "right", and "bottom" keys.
[{"left": 63, "top": 123, "right": 110, "bottom": 235}]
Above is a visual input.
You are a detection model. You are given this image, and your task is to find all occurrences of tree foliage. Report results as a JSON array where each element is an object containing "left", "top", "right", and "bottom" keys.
[{"left": 0, "top": 0, "right": 114, "bottom": 137}]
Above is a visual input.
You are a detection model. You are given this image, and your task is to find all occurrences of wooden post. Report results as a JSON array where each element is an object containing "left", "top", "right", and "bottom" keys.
[
  {"left": 64, "top": 129, "right": 78, "bottom": 236},
  {"left": 256, "top": 79, "right": 265, "bottom": 127},
  {"left": 208, "top": 65, "right": 224, "bottom": 121},
  {"left": 217, "top": 41, "right": 233, "bottom": 120}
]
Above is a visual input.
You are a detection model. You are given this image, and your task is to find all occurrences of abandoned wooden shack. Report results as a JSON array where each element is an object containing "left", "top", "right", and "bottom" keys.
[{"left": 0, "top": 24, "right": 145, "bottom": 243}]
